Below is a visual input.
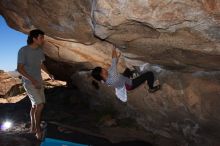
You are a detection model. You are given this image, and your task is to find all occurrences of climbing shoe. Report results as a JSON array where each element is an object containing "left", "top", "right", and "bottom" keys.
[{"left": 148, "top": 85, "right": 161, "bottom": 93}]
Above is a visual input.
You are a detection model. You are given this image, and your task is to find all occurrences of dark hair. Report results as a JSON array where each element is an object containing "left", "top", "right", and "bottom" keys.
[
  {"left": 92, "top": 80, "right": 99, "bottom": 90},
  {"left": 91, "top": 67, "right": 103, "bottom": 81},
  {"left": 27, "top": 29, "right": 44, "bottom": 45}
]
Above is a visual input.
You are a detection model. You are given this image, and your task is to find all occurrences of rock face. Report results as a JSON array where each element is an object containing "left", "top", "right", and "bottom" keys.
[
  {"left": 1, "top": 0, "right": 220, "bottom": 146},
  {"left": 1, "top": 0, "right": 220, "bottom": 71}
]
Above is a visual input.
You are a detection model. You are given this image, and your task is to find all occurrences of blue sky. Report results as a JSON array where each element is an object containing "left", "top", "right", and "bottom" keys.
[{"left": 0, "top": 15, "right": 27, "bottom": 71}]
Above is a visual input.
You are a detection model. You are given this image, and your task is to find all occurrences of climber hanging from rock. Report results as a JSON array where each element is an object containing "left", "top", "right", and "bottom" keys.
[{"left": 91, "top": 45, "right": 160, "bottom": 102}]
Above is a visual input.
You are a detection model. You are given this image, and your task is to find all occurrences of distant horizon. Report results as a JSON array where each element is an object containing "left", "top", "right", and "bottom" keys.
[{"left": 0, "top": 15, "right": 27, "bottom": 71}]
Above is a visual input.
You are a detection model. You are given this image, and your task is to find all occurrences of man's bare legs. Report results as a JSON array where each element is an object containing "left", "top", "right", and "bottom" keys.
[
  {"left": 30, "top": 105, "right": 36, "bottom": 133},
  {"left": 35, "top": 103, "right": 44, "bottom": 140}
]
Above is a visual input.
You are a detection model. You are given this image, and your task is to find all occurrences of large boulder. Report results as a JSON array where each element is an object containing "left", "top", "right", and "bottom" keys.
[
  {"left": 0, "top": 71, "right": 22, "bottom": 98},
  {"left": 1, "top": 0, "right": 220, "bottom": 145}
]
